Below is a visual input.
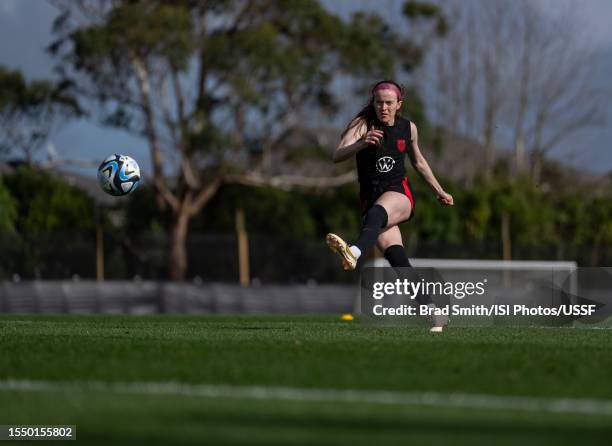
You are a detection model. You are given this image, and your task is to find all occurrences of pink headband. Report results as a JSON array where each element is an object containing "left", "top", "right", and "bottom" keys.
[{"left": 373, "top": 82, "right": 402, "bottom": 100}]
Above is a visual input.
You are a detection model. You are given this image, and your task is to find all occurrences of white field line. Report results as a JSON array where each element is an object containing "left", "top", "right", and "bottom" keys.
[{"left": 1, "top": 379, "right": 612, "bottom": 416}]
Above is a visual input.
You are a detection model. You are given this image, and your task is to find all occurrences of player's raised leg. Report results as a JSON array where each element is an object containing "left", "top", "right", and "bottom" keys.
[{"left": 326, "top": 191, "right": 411, "bottom": 270}]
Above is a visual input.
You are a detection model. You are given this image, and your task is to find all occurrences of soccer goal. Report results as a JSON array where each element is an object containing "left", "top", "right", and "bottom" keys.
[{"left": 357, "top": 257, "right": 580, "bottom": 327}]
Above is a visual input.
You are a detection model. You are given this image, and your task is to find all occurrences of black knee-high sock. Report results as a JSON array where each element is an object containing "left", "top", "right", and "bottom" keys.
[
  {"left": 354, "top": 205, "right": 388, "bottom": 254},
  {"left": 383, "top": 244, "right": 411, "bottom": 267},
  {"left": 384, "top": 245, "right": 432, "bottom": 306}
]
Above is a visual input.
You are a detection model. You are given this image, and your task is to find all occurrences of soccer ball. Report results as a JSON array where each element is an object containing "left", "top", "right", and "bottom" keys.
[{"left": 97, "top": 154, "right": 141, "bottom": 196}]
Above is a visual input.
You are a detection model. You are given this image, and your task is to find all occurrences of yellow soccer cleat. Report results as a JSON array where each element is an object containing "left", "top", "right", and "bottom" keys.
[{"left": 326, "top": 233, "right": 357, "bottom": 271}]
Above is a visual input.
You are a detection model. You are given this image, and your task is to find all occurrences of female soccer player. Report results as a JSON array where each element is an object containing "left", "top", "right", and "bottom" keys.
[
  {"left": 326, "top": 80, "right": 453, "bottom": 272},
  {"left": 327, "top": 80, "right": 453, "bottom": 332}
]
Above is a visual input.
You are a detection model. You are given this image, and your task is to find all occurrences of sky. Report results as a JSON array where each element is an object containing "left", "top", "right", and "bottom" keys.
[
  {"left": 1, "top": 0, "right": 611, "bottom": 176},
  {"left": 0, "top": 0, "right": 151, "bottom": 176}
]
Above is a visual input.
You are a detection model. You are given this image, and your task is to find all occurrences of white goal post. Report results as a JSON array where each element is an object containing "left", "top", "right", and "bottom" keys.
[{"left": 356, "top": 258, "right": 579, "bottom": 319}]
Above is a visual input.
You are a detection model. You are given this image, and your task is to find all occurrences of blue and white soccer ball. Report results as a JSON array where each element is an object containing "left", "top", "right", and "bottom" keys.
[{"left": 97, "top": 154, "right": 141, "bottom": 196}]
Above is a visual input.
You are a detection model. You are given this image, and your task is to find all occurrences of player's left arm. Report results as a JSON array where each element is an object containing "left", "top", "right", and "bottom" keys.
[{"left": 407, "top": 122, "right": 454, "bottom": 206}]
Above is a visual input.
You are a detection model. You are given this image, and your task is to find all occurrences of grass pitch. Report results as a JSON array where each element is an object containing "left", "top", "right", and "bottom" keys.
[{"left": 1, "top": 315, "right": 612, "bottom": 445}]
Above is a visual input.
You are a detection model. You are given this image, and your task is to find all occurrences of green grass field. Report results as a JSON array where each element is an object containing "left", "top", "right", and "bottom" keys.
[{"left": 1, "top": 315, "right": 612, "bottom": 445}]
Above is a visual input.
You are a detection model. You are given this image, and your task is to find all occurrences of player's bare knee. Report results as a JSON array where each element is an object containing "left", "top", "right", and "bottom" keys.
[
  {"left": 377, "top": 235, "right": 392, "bottom": 251},
  {"left": 377, "top": 226, "right": 403, "bottom": 251}
]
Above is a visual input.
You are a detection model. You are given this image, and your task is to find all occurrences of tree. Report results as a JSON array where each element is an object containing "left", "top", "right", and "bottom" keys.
[
  {"left": 49, "top": 0, "right": 445, "bottom": 280},
  {"left": 0, "top": 66, "right": 81, "bottom": 165},
  {"left": 417, "top": 1, "right": 514, "bottom": 183},
  {"left": 2, "top": 167, "right": 97, "bottom": 279},
  {"left": 583, "top": 196, "right": 612, "bottom": 266},
  {"left": 0, "top": 178, "right": 16, "bottom": 234},
  {"left": 3, "top": 167, "right": 95, "bottom": 236},
  {"left": 418, "top": 0, "right": 605, "bottom": 184}
]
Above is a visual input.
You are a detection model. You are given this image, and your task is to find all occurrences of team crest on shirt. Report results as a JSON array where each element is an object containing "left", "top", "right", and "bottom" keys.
[
  {"left": 396, "top": 139, "right": 406, "bottom": 152},
  {"left": 376, "top": 156, "right": 395, "bottom": 173}
]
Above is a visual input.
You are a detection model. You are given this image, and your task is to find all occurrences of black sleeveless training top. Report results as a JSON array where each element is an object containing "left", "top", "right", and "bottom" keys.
[{"left": 356, "top": 116, "right": 411, "bottom": 187}]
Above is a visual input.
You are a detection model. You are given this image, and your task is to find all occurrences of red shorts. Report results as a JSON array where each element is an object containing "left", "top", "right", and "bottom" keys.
[{"left": 359, "top": 177, "right": 415, "bottom": 221}]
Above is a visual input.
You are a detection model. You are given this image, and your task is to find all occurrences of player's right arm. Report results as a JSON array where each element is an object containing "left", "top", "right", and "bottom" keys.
[{"left": 332, "top": 119, "right": 383, "bottom": 163}]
